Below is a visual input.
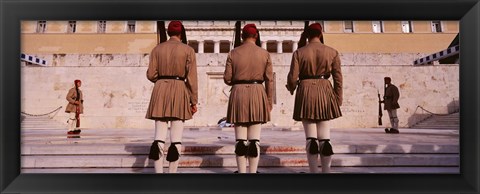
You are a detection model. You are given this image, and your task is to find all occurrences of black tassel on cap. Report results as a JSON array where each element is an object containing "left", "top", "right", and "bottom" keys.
[
  {"left": 255, "top": 29, "right": 261, "bottom": 47},
  {"left": 307, "top": 137, "right": 319, "bottom": 154},
  {"left": 235, "top": 139, "right": 248, "bottom": 156},
  {"left": 246, "top": 139, "right": 259, "bottom": 157},
  {"left": 166, "top": 142, "right": 182, "bottom": 162},
  {"left": 233, "top": 21, "right": 241, "bottom": 48},
  {"left": 181, "top": 25, "right": 187, "bottom": 44},
  {"left": 319, "top": 139, "right": 334, "bottom": 156},
  {"left": 148, "top": 140, "right": 165, "bottom": 160}
]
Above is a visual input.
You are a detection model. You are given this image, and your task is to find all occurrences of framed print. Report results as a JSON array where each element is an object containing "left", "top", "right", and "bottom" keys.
[{"left": 1, "top": 0, "right": 479, "bottom": 193}]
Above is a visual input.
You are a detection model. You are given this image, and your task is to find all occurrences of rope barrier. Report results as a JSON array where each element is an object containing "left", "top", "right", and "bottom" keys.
[{"left": 21, "top": 106, "right": 63, "bottom": 117}]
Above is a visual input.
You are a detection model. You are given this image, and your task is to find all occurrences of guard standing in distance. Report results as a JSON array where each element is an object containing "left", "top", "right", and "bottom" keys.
[
  {"left": 146, "top": 21, "right": 198, "bottom": 173},
  {"left": 65, "top": 79, "right": 84, "bottom": 135},
  {"left": 286, "top": 23, "right": 343, "bottom": 173},
  {"left": 379, "top": 77, "right": 400, "bottom": 134}
]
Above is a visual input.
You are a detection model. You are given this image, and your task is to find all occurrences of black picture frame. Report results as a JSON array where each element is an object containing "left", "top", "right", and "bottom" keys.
[{"left": 1, "top": 0, "right": 479, "bottom": 193}]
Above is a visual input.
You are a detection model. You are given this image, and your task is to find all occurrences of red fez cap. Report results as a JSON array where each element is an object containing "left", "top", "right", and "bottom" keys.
[
  {"left": 242, "top": 24, "right": 257, "bottom": 36},
  {"left": 74, "top": 79, "right": 81, "bottom": 84},
  {"left": 308, "top": 23, "right": 323, "bottom": 33},
  {"left": 168, "top": 21, "right": 182, "bottom": 33}
]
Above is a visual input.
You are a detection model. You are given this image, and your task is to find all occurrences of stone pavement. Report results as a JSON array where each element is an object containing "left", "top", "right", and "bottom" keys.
[{"left": 21, "top": 126, "right": 460, "bottom": 174}]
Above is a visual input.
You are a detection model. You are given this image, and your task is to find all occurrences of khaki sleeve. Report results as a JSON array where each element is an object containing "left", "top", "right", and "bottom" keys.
[
  {"left": 66, "top": 89, "right": 75, "bottom": 104},
  {"left": 146, "top": 48, "right": 159, "bottom": 83},
  {"left": 223, "top": 52, "right": 233, "bottom": 86},
  {"left": 264, "top": 53, "right": 274, "bottom": 108},
  {"left": 332, "top": 51, "right": 343, "bottom": 106},
  {"left": 186, "top": 49, "right": 198, "bottom": 105},
  {"left": 286, "top": 50, "right": 300, "bottom": 93}
]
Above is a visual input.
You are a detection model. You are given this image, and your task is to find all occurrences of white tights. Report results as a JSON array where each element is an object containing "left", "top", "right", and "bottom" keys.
[
  {"left": 234, "top": 123, "right": 261, "bottom": 173},
  {"left": 302, "top": 120, "right": 332, "bottom": 173},
  {"left": 153, "top": 120, "right": 184, "bottom": 173}
]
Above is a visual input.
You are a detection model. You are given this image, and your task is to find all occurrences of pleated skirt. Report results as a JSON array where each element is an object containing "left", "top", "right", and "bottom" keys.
[
  {"left": 226, "top": 84, "right": 270, "bottom": 124},
  {"left": 293, "top": 79, "right": 342, "bottom": 121},
  {"left": 145, "top": 79, "right": 192, "bottom": 121}
]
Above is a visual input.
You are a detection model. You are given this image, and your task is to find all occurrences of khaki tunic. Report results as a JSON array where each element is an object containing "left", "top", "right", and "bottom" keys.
[
  {"left": 287, "top": 42, "right": 343, "bottom": 121},
  {"left": 383, "top": 84, "right": 400, "bottom": 110},
  {"left": 145, "top": 38, "right": 198, "bottom": 121},
  {"left": 224, "top": 41, "right": 273, "bottom": 124},
  {"left": 65, "top": 87, "right": 84, "bottom": 114}
]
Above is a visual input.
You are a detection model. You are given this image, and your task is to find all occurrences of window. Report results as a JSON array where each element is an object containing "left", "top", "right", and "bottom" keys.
[
  {"left": 431, "top": 21, "right": 442, "bottom": 32},
  {"left": 36, "top": 21, "right": 46, "bottom": 33},
  {"left": 372, "top": 21, "right": 383, "bottom": 33},
  {"left": 127, "top": 20, "right": 136, "bottom": 33},
  {"left": 344, "top": 21, "right": 354, "bottom": 33},
  {"left": 98, "top": 21, "right": 106, "bottom": 33},
  {"left": 401, "top": 21, "right": 413, "bottom": 33},
  {"left": 67, "top": 21, "right": 76, "bottom": 33}
]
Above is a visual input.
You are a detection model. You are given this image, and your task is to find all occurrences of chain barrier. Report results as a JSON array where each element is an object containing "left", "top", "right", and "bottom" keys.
[
  {"left": 405, "top": 105, "right": 459, "bottom": 128},
  {"left": 21, "top": 106, "right": 63, "bottom": 117}
]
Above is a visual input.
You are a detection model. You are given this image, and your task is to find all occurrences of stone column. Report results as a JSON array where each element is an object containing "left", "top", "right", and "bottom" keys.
[
  {"left": 292, "top": 41, "right": 298, "bottom": 51},
  {"left": 198, "top": 40, "right": 204, "bottom": 54},
  {"left": 261, "top": 41, "right": 267, "bottom": 50},
  {"left": 277, "top": 40, "right": 283, "bottom": 54},
  {"left": 213, "top": 40, "right": 220, "bottom": 54}
]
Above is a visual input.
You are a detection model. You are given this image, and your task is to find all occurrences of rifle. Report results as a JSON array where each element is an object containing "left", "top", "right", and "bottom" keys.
[
  {"left": 180, "top": 24, "right": 187, "bottom": 44},
  {"left": 75, "top": 88, "right": 81, "bottom": 128},
  {"left": 377, "top": 89, "right": 383, "bottom": 126},
  {"left": 75, "top": 106, "right": 80, "bottom": 127},
  {"left": 233, "top": 21, "right": 241, "bottom": 48},
  {"left": 298, "top": 21, "right": 309, "bottom": 49},
  {"left": 156, "top": 21, "right": 167, "bottom": 44}
]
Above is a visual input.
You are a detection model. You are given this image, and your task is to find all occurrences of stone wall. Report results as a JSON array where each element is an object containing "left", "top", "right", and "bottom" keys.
[{"left": 21, "top": 53, "right": 459, "bottom": 129}]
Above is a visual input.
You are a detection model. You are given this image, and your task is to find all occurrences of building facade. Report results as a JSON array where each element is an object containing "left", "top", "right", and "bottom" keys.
[{"left": 20, "top": 21, "right": 460, "bottom": 129}]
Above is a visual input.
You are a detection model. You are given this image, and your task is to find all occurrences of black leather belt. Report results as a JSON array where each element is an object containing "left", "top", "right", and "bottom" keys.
[
  {"left": 158, "top": 76, "right": 186, "bottom": 81},
  {"left": 299, "top": 74, "right": 330, "bottom": 80},
  {"left": 232, "top": 80, "right": 264, "bottom": 85}
]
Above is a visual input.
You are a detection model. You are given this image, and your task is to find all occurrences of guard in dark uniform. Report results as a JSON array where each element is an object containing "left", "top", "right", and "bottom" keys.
[{"left": 380, "top": 77, "right": 400, "bottom": 133}]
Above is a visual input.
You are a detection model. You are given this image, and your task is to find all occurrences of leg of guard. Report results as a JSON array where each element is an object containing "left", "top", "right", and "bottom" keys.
[
  {"left": 303, "top": 120, "right": 319, "bottom": 173},
  {"left": 391, "top": 109, "right": 399, "bottom": 130},
  {"left": 317, "top": 121, "right": 332, "bottom": 173},
  {"left": 153, "top": 120, "right": 168, "bottom": 173},
  {"left": 306, "top": 137, "right": 319, "bottom": 154},
  {"left": 149, "top": 140, "right": 165, "bottom": 173},
  {"left": 234, "top": 125, "right": 247, "bottom": 173},
  {"left": 166, "top": 142, "right": 181, "bottom": 162},
  {"left": 68, "top": 112, "right": 76, "bottom": 131},
  {"left": 319, "top": 141, "right": 333, "bottom": 173},
  {"left": 387, "top": 110, "right": 394, "bottom": 129},
  {"left": 235, "top": 139, "right": 248, "bottom": 156},
  {"left": 168, "top": 120, "right": 184, "bottom": 173},
  {"left": 247, "top": 123, "right": 261, "bottom": 173}
]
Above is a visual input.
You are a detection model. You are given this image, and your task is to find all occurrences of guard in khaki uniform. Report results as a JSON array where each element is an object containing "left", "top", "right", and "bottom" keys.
[
  {"left": 286, "top": 23, "right": 343, "bottom": 173},
  {"left": 224, "top": 23, "right": 273, "bottom": 173},
  {"left": 65, "top": 79, "right": 84, "bottom": 135},
  {"left": 380, "top": 77, "right": 400, "bottom": 134},
  {"left": 146, "top": 21, "right": 198, "bottom": 173}
]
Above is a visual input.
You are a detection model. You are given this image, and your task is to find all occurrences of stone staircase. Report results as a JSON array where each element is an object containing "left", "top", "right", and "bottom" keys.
[
  {"left": 21, "top": 115, "right": 66, "bottom": 130},
  {"left": 21, "top": 143, "right": 459, "bottom": 171},
  {"left": 21, "top": 127, "right": 459, "bottom": 173},
  {"left": 411, "top": 112, "right": 460, "bottom": 130}
]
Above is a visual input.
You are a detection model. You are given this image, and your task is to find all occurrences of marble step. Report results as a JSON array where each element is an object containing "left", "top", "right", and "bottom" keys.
[
  {"left": 21, "top": 166, "right": 460, "bottom": 174},
  {"left": 22, "top": 154, "right": 459, "bottom": 168},
  {"left": 21, "top": 144, "right": 459, "bottom": 155}
]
